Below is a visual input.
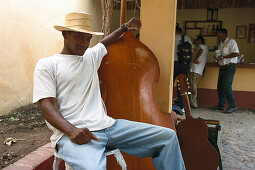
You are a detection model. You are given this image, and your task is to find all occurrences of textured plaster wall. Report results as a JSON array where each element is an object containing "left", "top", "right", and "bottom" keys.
[{"left": 0, "top": 0, "right": 103, "bottom": 115}]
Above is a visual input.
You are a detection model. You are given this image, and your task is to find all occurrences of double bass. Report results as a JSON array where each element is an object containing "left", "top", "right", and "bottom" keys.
[
  {"left": 99, "top": 0, "right": 177, "bottom": 169},
  {"left": 98, "top": 32, "right": 176, "bottom": 169}
]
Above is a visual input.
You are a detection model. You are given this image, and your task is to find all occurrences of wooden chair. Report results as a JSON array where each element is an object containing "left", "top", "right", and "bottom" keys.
[{"left": 53, "top": 149, "right": 127, "bottom": 170}]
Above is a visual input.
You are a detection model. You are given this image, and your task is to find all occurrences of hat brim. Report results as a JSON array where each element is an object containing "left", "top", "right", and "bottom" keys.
[{"left": 54, "top": 25, "right": 104, "bottom": 36}]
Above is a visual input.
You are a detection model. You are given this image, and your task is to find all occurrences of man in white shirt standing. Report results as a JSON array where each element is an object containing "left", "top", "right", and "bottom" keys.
[
  {"left": 33, "top": 12, "right": 185, "bottom": 170},
  {"left": 189, "top": 35, "right": 208, "bottom": 108},
  {"left": 212, "top": 28, "right": 239, "bottom": 113}
]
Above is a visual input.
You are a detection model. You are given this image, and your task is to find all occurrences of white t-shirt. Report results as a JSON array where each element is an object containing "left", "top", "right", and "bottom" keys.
[
  {"left": 174, "top": 34, "right": 194, "bottom": 61},
  {"left": 190, "top": 44, "right": 208, "bottom": 76},
  {"left": 218, "top": 38, "right": 239, "bottom": 66},
  {"left": 33, "top": 43, "right": 115, "bottom": 147}
]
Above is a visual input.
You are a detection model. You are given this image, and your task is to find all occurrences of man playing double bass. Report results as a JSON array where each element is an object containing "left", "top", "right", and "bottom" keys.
[{"left": 33, "top": 12, "right": 185, "bottom": 170}]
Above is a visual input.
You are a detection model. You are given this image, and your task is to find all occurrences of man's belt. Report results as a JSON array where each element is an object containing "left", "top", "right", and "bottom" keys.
[{"left": 221, "top": 63, "right": 236, "bottom": 67}]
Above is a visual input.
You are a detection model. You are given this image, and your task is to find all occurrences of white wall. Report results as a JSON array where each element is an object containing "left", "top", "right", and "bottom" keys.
[{"left": 0, "top": 0, "right": 103, "bottom": 115}]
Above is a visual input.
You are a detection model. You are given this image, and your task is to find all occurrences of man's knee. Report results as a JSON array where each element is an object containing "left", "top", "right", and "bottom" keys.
[
  {"left": 159, "top": 127, "right": 177, "bottom": 141},
  {"left": 222, "top": 84, "right": 232, "bottom": 93}
]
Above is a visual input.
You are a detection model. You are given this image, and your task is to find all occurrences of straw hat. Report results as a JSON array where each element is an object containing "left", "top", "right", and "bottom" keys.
[{"left": 54, "top": 12, "right": 104, "bottom": 36}]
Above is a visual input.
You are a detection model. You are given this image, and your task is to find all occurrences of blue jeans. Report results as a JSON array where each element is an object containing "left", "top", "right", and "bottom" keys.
[
  {"left": 56, "top": 119, "right": 185, "bottom": 170},
  {"left": 217, "top": 64, "right": 236, "bottom": 108}
]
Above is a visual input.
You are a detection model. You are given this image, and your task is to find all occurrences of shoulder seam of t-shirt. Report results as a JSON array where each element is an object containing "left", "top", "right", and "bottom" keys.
[{"left": 36, "top": 56, "right": 56, "bottom": 68}]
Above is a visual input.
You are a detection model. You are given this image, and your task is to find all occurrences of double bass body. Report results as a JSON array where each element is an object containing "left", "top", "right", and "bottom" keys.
[{"left": 98, "top": 32, "right": 175, "bottom": 170}]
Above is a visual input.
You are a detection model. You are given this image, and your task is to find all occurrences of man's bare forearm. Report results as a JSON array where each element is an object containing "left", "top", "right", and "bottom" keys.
[
  {"left": 39, "top": 98, "right": 98, "bottom": 144},
  {"left": 39, "top": 98, "right": 76, "bottom": 136},
  {"left": 194, "top": 49, "right": 203, "bottom": 61},
  {"left": 223, "top": 53, "right": 239, "bottom": 59},
  {"left": 100, "top": 26, "right": 127, "bottom": 47}
]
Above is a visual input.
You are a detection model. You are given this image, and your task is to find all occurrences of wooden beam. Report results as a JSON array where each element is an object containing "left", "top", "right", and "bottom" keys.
[{"left": 120, "top": 0, "right": 127, "bottom": 25}]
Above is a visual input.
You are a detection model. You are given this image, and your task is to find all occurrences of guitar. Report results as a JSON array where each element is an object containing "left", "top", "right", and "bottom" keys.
[{"left": 176, "top": 74, "right": 219, "bottom": 170}]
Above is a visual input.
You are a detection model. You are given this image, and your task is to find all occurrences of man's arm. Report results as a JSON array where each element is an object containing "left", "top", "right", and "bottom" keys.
[
  {"left": 218, "top": 53, "right": 239, "bottom": 60},
  {"left": 218, "top": 40, "right": 239, "bottom": 60},
  {"left": 193, "top": 49, "right": 203, "bottom": 64},
  {"left": 185, "top": 35, "right": 195, "bottom": 54},
  {"left": 39, "top": 97, "right": 98, "bottom": 145},
  {"left": 223, "top": 53, "right": 239, "bottom": 59},
  {"left": 100, "top": 17, "right": 141, "bottom": 47}
]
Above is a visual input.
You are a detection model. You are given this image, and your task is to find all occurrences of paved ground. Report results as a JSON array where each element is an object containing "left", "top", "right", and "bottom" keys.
[
  {"left": 191, "top": 107, "right": 255, "bottom": 170},
  {"left": 1, "top": 104, "right": 254, "bottom": 169}
]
